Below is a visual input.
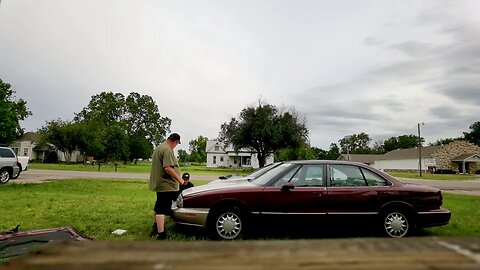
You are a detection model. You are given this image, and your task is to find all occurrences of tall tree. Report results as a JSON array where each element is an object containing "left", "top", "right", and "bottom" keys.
[
  {"left": 124, "top": 92, "right": 171, "bottom": 146},
  {"left": 464, "top": 121, "right": 480, "bottom": 146},
  {"left": 75, "top": 91, "right": 171, "bottom": 147},
  {"left": 428, "top": 138, "right": 459, "bottom": 146},
  {"left": 0, "top": 79, "right": 32, "bottom": 145},
  {"left": 219, "top": 101, "right": 308, "bottom": 167},
  {"left": 338, "top": 132, "right": 371, "bottom": 154},
  {"left": 275, "top": 141, "right": 316, "bottom": 161},
  {"left": 188, "top": 135, "right": 208, "bottom": 163}
]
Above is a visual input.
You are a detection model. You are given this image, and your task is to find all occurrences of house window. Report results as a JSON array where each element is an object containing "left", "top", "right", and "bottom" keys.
[
  {"left": 234, "top": 158, "right": 237, "bottom": 164},
  {"left": 213, "top": 156, "right": 217, "bottom": 164},
  {"left": 215, "top": 145, "right": 219, "bottom": 151},
  {"left": 23, "top": 148, "right": 29, "bottom": 156},
  {"left": 220, "top": 156, "right": 224, "bottom": 162}
]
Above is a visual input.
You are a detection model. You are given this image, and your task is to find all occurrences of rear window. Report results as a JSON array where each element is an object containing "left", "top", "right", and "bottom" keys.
[{"left": 0, "top": 148, "right": 15, "bottom": 158}]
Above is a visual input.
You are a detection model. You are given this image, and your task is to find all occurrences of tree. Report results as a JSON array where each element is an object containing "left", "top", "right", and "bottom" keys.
[
  {"left": 75, "top": 91, "right": 171, "bottom": 147},
  {"left": 128, "top": 134, "right": 153, "bottom": 164},
  {"left": 177, "top": 149, "right": 189, "bottom": 163},
  {"left": 102, "top": 125, "right": 129, "bottom": 162},
  {"left": 39, "top": 119, "right": 80, "bottom": 163},
  {"left": 219, "top": 101, "right": 308, "bottom": 167},
  {"left": 327, "top": 143, "right": 341, "bottom": 160},
  {"left": 275, "top": 142, "right": 316, "bottom": 161},
  {"left": 0, "top": 79, "right": 32, "bottom": 145},
  {"left": 188, "top": 135, "right": 208, "bottom": 163},
  {"left": 124, "top": 92, "right": 171, "bottom": 146},
  {"left": 429, "top": 138, "right": 460, "bottom": 146},
  {"left": 338, "top": 132, "right": 371, "bottom": 154},
  {"left": 464, "top": 121, "right": 480, "bottom": 146},
  {"left": 383, "top": 134, "right": 421, "bottom": 152}
]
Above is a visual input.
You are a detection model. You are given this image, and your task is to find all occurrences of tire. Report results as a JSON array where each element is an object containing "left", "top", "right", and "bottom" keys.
[
  {"left": 208, "top": 206, "right": 246, "bottom": 240},
  {"left": 0, "top": 168, "right": 11, "bottom": 184},
  {"left": 382, "top": 210, "right": 410, "bottom": 238}
]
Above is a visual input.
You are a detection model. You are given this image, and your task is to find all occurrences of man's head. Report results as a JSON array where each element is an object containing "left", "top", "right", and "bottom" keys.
[
  {"left": 182, "top": 172, "right": 190, "bottom": 181},
  {"left": 166, "top": 133, "right": 181, "bottom": 148}
]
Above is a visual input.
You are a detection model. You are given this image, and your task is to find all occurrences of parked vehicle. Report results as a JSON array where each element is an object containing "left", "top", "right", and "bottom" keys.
[
  {"left": 0, "top": 147, "right": 21, "bottom": 184},
  {"left": 172, "top": 160, "right": 451, "bottom": 240}
]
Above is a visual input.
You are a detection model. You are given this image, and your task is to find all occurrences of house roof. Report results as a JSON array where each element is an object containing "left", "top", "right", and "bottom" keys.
[
  {"left": 337, "top": 154, "right": 381, "bottom": 163},
  {"left": 451, "top": 154, "right": 480, "bottom": 162},
  {"left": 17, "top": 132, "right": 42, "bottom": 142},
  {"left": 378, "top": 145, "right": 443, "bottom": 160}
]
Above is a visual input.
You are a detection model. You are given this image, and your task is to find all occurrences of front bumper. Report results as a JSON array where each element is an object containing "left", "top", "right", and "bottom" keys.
[
  {"left": 171, "top": 203, "right": 210, "bottom": 228},
  {"left": 417, "top": 207, "right": 451, "bottom": 228}
]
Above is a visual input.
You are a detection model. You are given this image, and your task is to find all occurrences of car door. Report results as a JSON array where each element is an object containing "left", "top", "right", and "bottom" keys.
[
  {"left": 261, "top": 164, "right": 327, "bottom": 222},
  {"left": 325, "top": 164, "right": 394, "bottom": 222}
]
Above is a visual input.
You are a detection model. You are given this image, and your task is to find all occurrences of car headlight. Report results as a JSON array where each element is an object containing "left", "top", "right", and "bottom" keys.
[{"left": 176, "top": 195, "right": 183, "bottom": 208}]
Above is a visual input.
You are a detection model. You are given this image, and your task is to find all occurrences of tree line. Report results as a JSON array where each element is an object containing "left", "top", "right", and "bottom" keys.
[{"left": 1, "top": 78, "right": 479, "bottom": 166}]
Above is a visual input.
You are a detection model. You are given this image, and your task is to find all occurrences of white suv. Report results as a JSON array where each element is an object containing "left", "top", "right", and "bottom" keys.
[{"left": 0, "top": 147, "right": 21, "bottom": 184}]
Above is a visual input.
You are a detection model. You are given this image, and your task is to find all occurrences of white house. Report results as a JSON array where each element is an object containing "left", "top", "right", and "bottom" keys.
[{"left": 206, "top": 140, "right": 274, "bottom": 169}]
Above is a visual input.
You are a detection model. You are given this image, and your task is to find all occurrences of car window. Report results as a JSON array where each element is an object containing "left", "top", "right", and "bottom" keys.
[
  {"left": 247, "top": 162, "right": 280, "bottom": 179},
  {"left": 0, "top": 148, "right": 15, "bottom": 158},
  {"left": 274, "top": 165, "right": 324, "bottom": 187},
  {"left": 251, "top": 163, "right": 293, "bottom": 186},
  {"left": 361, "top": 168, "right": 390, "bottom": 186},
  {"left": 329, "top": 165, "right": 367, "bottom": 187}
]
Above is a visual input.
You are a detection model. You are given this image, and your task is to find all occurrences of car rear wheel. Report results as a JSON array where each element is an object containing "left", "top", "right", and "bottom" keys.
[
  {"left": 0, "top": 168, "right": 11, "bottom": 184},
  {"left": 208, "top": 206, "right": 245, "bottom": 240},
  {"left": 383, "top": 211, "right": 410, "bottom": 238}
]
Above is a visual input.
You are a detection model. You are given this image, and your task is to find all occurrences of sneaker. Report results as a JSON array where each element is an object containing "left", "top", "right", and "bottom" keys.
[
  {"left": 156, "top": 231, "right": 167, "bottom": 240},
  {"left": 149, "top": 223, "right": 157, "bottom": 237}
]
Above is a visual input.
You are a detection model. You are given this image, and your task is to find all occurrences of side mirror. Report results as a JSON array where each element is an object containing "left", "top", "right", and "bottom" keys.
[{"left": 281, "top": 183, "right": 295, "bottom": 192}]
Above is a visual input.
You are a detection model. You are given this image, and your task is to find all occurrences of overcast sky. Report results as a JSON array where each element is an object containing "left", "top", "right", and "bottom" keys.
[{"left": 1, "top": 0, "right": 479, "bottom": 151}]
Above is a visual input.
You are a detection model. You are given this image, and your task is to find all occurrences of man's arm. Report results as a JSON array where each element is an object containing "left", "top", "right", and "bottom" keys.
[{"left": 165, "top": 166, "right": 185, "bottom": 185}]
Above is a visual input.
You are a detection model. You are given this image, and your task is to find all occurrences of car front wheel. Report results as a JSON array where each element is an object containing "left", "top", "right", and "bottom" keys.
[
  {"left": 0, "top": 168, "right": 11, "bottom": 184},
  {"left": 383, "top": 211, "right": 410, "bottom": 238},
  {"left": 208, "top": 207, "right": 245, "bottom": 240}
]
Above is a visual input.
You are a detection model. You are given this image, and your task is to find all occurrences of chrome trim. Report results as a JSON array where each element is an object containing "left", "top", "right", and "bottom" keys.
[{"left": 261, "top": 212, "right": 327, "bottom": 215}]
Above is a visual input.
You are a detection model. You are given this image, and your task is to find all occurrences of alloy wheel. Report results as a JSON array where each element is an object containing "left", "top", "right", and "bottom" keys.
[
  {"left": 215, "top": 211, "right": 242, "bottom": 240},
  {"left": 384, "top": 212, "right": 409, "bottom": 238}
]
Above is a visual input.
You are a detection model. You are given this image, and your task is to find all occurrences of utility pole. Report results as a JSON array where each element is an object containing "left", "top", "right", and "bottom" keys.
[{"left": 418, "top": 122, "right": 424, "bottom": 177}]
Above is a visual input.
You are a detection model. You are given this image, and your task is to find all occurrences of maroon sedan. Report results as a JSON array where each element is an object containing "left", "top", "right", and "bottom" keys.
[{"left": 172, "top": 160, "right": 451, "bottom": 240}]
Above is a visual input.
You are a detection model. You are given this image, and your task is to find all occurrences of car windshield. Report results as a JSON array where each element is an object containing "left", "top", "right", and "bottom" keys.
[
  {"left": 250, "top": 162, "right": 294, "bottom": 186},
  {"left": 246, "top": 162, "right": 282, "bottom": 180}
]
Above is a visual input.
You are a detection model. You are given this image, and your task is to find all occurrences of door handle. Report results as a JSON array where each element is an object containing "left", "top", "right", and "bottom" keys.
[{"left": 312, "top": 192, "right": 322, "bottom": 197}]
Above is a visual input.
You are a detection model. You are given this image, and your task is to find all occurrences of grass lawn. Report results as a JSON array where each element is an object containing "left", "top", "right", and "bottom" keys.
[
  {"left": 1, "top": 179, "right": 478, "bottom": 240},
  {"left": 29, "top": 162, "right": 254, "bottom": 176},
  {"left": 388, "top": 172, "right": 479, "bottom": 180}
]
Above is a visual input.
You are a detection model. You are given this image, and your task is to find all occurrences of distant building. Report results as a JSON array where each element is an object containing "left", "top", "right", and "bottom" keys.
[
  {"left": 337, "top": 140, "right": 480, "bottom": 174},
  {"left": 9, "top": 132, "right": 83, "bottom": 162},
  {"left": 205, "top": 140, "right": 274, "bottom": 169}
]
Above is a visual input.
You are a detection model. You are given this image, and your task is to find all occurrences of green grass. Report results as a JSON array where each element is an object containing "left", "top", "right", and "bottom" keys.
[
  {"left": 29, "top": 162, "right": 254, "bottom": 176},
  {"left": 388, "top": 172, "right": 479, "bottom": 180},
  {"left": 1, "top": 180, "right": 478, "bottom": 240}
]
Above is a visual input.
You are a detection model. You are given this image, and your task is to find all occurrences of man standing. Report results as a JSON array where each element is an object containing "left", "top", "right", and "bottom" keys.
[{"left": 149, "top": 133, "right": 185, "bottom": 240}]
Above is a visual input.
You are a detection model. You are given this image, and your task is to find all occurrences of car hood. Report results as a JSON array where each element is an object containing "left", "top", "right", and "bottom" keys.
[
  {"left": 183, "top": 179, "right": 254, "bottom": 196},
  {"left": 208, "top": 176, "right": 251, "bottom": 185}
]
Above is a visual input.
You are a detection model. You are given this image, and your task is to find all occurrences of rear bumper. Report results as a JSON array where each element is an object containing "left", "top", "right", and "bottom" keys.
[{"left": 416, "top": 208, "right": 451, "bottom": 228}]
